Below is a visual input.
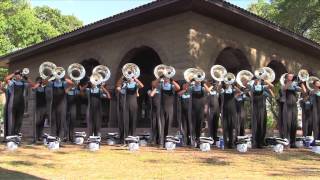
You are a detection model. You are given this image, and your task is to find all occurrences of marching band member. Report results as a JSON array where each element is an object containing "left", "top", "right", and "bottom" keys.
[
  {"left": 249, "top": 76, "right": 274, "bottom": 148},
  {"left": 32, "top": 77, "right": 48, "bottom": 141},
  {"left": 220, "top": 73, "right": 239, "bottom": 148},
  {"left": 116, "top": 74, "right": 144, "bottom": 144},
  {"left": 65, "top": 83, "right": 80, "bottom": 141},
  {"left": 5, "top": 69, "right": 34, "bottom": 136},
  {"left": 149, "top": 80, "right": 161, "bottom": 145},
  {"left": 83, "top": 78, "right": 111, "bottom": 137},
  {"left": 235, "top": 82, "right": 250, "bottom": 137},
  {"left": 280, "top": 73, "right": 305, "bottom": 147},
  {"left": 206, "top": 80, "right": 221, "bottom": 141},
  {"left": 301, "top": 91, "right": 313, "bottom": 136},
  {"left": 311, "top": 79, "right": 320, "bottom": 141},
  {"left": 101, "top": 83, "right": 111, "bottom": 127}
]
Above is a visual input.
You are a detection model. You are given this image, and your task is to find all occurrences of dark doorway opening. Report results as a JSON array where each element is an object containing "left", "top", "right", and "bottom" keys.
[
  {"left": 267, "top": 60, "right": 287, "bottom": 84},
  {"left": 118, "top": 46, "right": 162, "bottom": 127},
  {"left": 214, "top": 47, "right": 251, "bottom": 74}
]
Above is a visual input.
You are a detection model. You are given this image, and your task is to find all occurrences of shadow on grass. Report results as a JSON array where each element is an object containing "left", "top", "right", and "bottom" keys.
[
  {"left": 5, "top": 160, "right": 35, "bottom": 166},
  {"left": 0, "top": 167, "right": 44, "bottom": 180},
  {"left": 268, "top": 167, "right": 320, "bottom": 177},
  {"left": 198, "top": 157, "right": 230, "bottom": 166}
]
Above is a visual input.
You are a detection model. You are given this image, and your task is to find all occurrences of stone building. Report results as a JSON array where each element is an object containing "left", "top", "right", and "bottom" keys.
[{"left": 1, "top": 0, "right": 320, "bottom": 138}]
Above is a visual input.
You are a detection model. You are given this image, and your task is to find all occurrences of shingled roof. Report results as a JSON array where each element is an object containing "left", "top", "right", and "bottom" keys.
[{"left": 1, "top": 0, "right": 320, "bottom": 64}]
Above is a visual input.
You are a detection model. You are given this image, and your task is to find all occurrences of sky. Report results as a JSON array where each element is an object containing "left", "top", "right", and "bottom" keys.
[{"left": 30, "top": 0, "right": 254, "bottom": 25}]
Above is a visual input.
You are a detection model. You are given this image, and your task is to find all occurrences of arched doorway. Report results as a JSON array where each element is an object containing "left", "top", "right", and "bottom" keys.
[
  {"left": 267, "top": 60, "right": 287, "bottom": 84},
  {"left": 118, "top": 46, "right": 162, "bottom": 127},
  {"left": 214, "top": 47, "right": 251, "bottom": 74}
]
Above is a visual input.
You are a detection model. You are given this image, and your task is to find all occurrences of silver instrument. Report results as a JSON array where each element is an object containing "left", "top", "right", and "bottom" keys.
[
  {"left": 183, "top": 68, "right": 205, "bottom": 82},
  {"left": 262, "top": 67, "right": 275, "bottom": 83},
  {"left": 39, "top": 61, "right": 57, "bottom": 80},
  {"left": 280, "top": 73, "right": 287, "bottom": 87},
  {"left": 164, "top": 65, "right": 176, "bottom": 79},
  {"left": 306, "top": 76, "right": 320, "bottom": 91},
  {"left": 22, "top": 68, "right": 29, "bottom": 75},
  {"left": 68, "top": 63, "right": 86, "bottom": 83},
  {"left": 298, "top": 69, "right": 309, "bottom": 82},
  {"left": 154, "top": 64, "right": 167, "bottom": 79},
  {"left": 224, "top": 72, "right": 236, "bottom": 85},
  {"left": 236, "top": 70, "right": 254, "bottom": 88},
  {"left": 92, "top": 65, "right": 111, "bottom": 83},
  {"left": 210, "top": 65, "right": 227, "bottom": 82},
  {"left": 254, "top": 68, "right": 266, "bottom": 80},
  {"left": 122, "top": 63, "right": 140, "bottom": 80},
  {"left": 53, "top": 66, "right": 65, "bottom": 80},
  {"left": 90, "top": 72, "right": 103, "bottom": 86}
]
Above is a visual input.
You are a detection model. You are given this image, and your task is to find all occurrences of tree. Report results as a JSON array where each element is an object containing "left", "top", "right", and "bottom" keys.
[
  {"left": 248, "top": 0, "right": 320, "bottom": 43},
  {"left": 0, "top": 0, "right": 83, "bottom": 56}
]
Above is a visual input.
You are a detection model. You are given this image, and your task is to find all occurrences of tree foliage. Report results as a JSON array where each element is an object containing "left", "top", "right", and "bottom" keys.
[
  {"left": 0, "top": 0, "right": 83, "bottom": 56},
  {"left": 248, "top": 0, "right": 320, "bottom": 43}
]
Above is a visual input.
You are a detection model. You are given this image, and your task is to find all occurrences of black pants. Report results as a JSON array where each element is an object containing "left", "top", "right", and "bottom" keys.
[
  {"left": 67, "top": 95, "right": 78, "bottom": 140},
  {"left": 151, "top": 95, "right": 161, "bottom": 144},
  {"left": 87, "top": 95, "right": 102, "bottom": 136},
  {"left": 236, "top": 100, "right": 246, "bottom": 137},
  {"left": 35, "top": 105, "right": 47, "bottom": 140},
  {"left": 192, "top": 96, "right": 205, "bottom": 141},
  {"left": 252, "top": 93, "right": 266, "bottom": 148},
  {"left": 313, "top": 96, "right": 320, "bottom": 140},
  {"left": 8, "top": 101, "right": 25, "bottom": 135},
  {"left": 161, "top": 93, "right": 174, "bottom": 146},
  {"left": 51, "top": 88, "right": 67, "bottom": 139},
  {"left": 208, "top": 95, "right": 220, "bottom": 139},
  {"left": 181, "top": 98, "right": 194, "bottom": 146},
  {"left": 302, "top": 104, "right": 313, "bottom": 136},
  {"left": 125, "top": 94, "right": 138, "bottom": 137},
  {"left": 222, "top": 94, "right": 236, "bottom": 148},
  {"left": 282, "top": 91, "right": 297, "bottom": 146}
]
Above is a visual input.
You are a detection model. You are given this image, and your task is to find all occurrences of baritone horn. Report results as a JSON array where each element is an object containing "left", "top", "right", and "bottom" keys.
[
  {"left": 90, "top": 72, "right": 103, "bottom": 86},
  {"left": 39, "top": 61, "right": 57, "bottom": 80},
  {"left": 236, "top": 70, "right": 254, "bottom": 88},
  {"left": 53, "top": 67, "right": 65, "bottom": 80},
  {"left": 92, "top": 65, "right": 111, "bottom": 83},
  {"left": 210, "top": 65, "right": 227, "bottom": 82},
  {"left": 183, "top": 68, "right": 205, "bottom": 82},
  {"left": 154, "top": 64, "right": 167, "bottom": 79},
  {"left": 224, "top": 72, "right": 236, "bottom": 85},
  {"left": 122, "top": 63, "right": 140, "bottom": 80},
  {"left": 262, "top": 67, "right": 275, "bottom": 83},
  {"left": 164, "top": 65, "right": 176, "bottom": 79},
  {"left": 298, "top": 69, "right": 309, "bottom": 82},
  {"left": 68, "top": 63, "right": 86, "bottom": 83}
]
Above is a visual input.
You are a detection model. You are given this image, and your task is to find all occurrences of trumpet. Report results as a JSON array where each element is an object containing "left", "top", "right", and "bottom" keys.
[
  {"left": 53, "top": 67, "right": 65, "bottom": 80},
  {"left": 68, "top": 63, "right": 86, "bottom": 83},
  {"left": 183, "top": 68, "right": 205, "bottom": 82},
  {"left": 224, "top": 72, "right": 236, "bottom": 85},
  {"left": 122, "top": 63, "right": 140, "bottom": 80},
  {"left": 210, "top": 65, "right": 227, "bottom": 82},
  {"left": 92, "top": 65, "right": 110, "bottom": 83},
  {"left": 306, "top": 76, "right": 320, "bottom": 91},
  {"left": 236, "top": 70, "right": 254, "bottom": 88},
  {"left": 39, "top": 61, "right": 57, "bottom": 80}
]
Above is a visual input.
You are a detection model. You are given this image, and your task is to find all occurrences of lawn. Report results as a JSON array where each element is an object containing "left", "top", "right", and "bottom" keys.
[{"left": 0, "top": 143, "right": 319, "bottom": 180}]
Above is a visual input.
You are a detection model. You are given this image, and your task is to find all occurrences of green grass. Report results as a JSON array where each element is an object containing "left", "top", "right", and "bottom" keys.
[{"left": 0, "top": 144, "right": 319, "bottom": 180}]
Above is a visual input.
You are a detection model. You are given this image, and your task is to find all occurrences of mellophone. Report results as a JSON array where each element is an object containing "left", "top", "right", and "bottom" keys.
[{"left": 2, "top": 61, "right": 320, "bottom": 154}]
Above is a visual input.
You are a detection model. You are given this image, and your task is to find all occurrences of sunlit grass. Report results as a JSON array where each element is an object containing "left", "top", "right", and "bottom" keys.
[{"left": 0, "top": 144, "right": 319, "bottom": 179}]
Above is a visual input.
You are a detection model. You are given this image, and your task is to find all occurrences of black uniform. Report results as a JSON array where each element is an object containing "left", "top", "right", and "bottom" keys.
[
  {"left": 301, "top": 95, "right": 313, "bottom": 136},
  {"left": 235, "top": 89, "right": 249, "bottom": 137},
  {"left": 191, "top": 83, "right": 206, "bottom": 143},
  {"left": 86, "top": 86, "right": 102, "bottom": 136},
  {"left": 207, "top": 87, "right": 220, "bottom": 140},
  {"left": 180, "top": 85, "right": 193, "bottom": 146},
  {"left": 6, "top": 79, "right": 27, "bottom": 136},
  {"left": 312, "top": 91, "right": 320, "bottom": 140},
  {"left": 34, "top": 86, "right": 48, "bottom": 140},
  {"left": 66, "top": 87, "right": 80, "bottom": 140},
  {"left": 49, "top": 79, "right": 67, "bottom": 139},
  {"left": 150, "top": 88, "right": 162, "bottom": 145},
  {"left": 221, "top": 84, "right": 237, "bottom": 148}
]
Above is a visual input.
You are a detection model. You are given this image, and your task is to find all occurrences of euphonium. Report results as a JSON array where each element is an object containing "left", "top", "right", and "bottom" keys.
[
  {"left": 183, "top": 68, "right": 205, "bottom": 82},
  {"left": 92, "top": 65, "right": 111, "bottom": 82},
  {"left": 254, "top": 67, "right": 266, "bottom": 80},
  {"left": 164, "top": 65, "right": 176, "bottom": 79},
  {"left": 122, "top": 63, "right": 140, "bottom": 80},
  {"left": 224, "top": 72, "right": 236, "bottom": 85},
  {"left": 39, "top": 61, "right": 57, "bottom": 80},
  {"left": 298, "top": 69, "right": 309, "bottom": 82},
  {"left": 53, "top": 67, "right": 65, "bottom": 80},
  {"left": 262, "top": 67, "right": 275, "bottom": 83},
  {"left": 90, "top": 72, "right": 103, "bottom": 86},
  {"left": 193, "top": 68, "right": 205, "bottom": 82},
  {"left": 210, "top": 65, "right": 227, "bottom": 82},
  {"left": 153, "top": 64, "right": 167, "bottom": 79},
  {"left": 236, "top": 70, "right": 254, "bottom": 88},
  {"left": 68, "top": 63, "right": 86, "bottom": 82},
  {"left": 306, "top": 76, "right": 320, "bottom": 91}
]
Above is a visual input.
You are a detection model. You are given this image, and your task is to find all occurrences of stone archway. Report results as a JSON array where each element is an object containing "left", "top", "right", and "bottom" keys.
[
  {"left": 267, "top": 60, "right": 287, "bottom": 83},
  {"left": 214, "top": 47, "right": 251, "bottom": 74},
  {"left": 118, "top": 46, "right": 163, "bottom": 127}
]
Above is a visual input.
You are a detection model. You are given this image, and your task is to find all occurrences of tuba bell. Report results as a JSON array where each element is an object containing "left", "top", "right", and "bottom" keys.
[
  {"left": 280, "top": 73, "right": 287, "bottom": 87},
  {"left": 68, "top": 63, "right": 86, "bottom": 83},
  {"left": 193, "top": 68, "right": 205, "bottom": 82},
  {"left": 122, "top": 63, "right": 140, "bottom": 80},
  {"left": 224, "top": 72, "right": 236, "bottom": 85},
  {"left": 254, "top": 67, "right": 266, "bottom": 80},
  {"left": 53, "top": 66, "right": 65, "bottom": 80},
  {"left": 262, "top": 67, "right": 275, "bottom": 83},
  {"left": 39, "top": 61, "right": 57, "bottom": 80},
  {"left": 92, "top": 65, "right": 111, "bottom": 83},
  {"left": 298, "top": 69, "right": 309, "bottom": 82},
  {"left": 90, "top": 72, "right": 103, "bottom": 86},
  {"left": 183, "top": 68, "right": 205, "bottom": 82},
  {"left": 184, "top": 68, "right": 196, "bottom": 82},
  {"left": 210, "top": 65, "right": 227, "bottom": 82},
  {"left": 153, "top": 64, "right": 167, "bottom": 79},
  {"left": 22, "top": 68, "right": 29, "bottom": 76},
  {"left": 164, "top": 65, "right": 176, "bottom": 79},
  {"left": 306, "top": 76, "right": 320, "bottom": 91},
  {"left": 236, "top": 70, "right": 254, "bottom": 88}
]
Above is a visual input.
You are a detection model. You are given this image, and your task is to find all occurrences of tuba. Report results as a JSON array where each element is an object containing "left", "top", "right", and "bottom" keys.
[
  {"left": 262, "top": 67, "right": 275, "bottom": 83},
  {"left": 92, "top": 65, "right": 111, "bottom": 83},
  {"left": 22, "top": 68, "right": 29, "bottom": 76},
  {"left": 306, "top": 76, "right": 320, "bottom": 91},
  {"left": 183, "top": 68, "right": 205, "bottom": 82},
  {"left": 164, "top": 65, "right": 176, "bottom": 79},
  {"left": 210, "top": 65, "right": 227, "bottom": 82},
  {"left": 236, "top": 70, "right": 254, "bottom": 88},
  {"left": 122, "top": 63, "right": 140, "bottom": 80},
  {"left": 254, "top": 67, "right": 265, "bottom": 80},
  {"left": 184, "top": 68, "right": 197, "bottom": 82},
  {"left": 39, "top": 61, "right": 57, "bottom": 80},
  {"left": 298, "top": 69, "right": 309, "bottom": 82},
  {"left": 154, "top": 64, "right": 167, "bottom": 79},
  {"left": 68, "top": 63, "right": 86, "bottom": 83},
  {"left": 280, "top": 73, "right": 287, "bottom": 87},
  {"left": 53, "top": 67, "right": 65, "bottom": 80},
  {"left": 90, "top": 72, "right": 103, "bottom": 86},
  {"left": 193, "top": 68, "right": 205, "bottom": 82},
  {"left": 224, "top": 72, "right": 236, "bottom": 85}
]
